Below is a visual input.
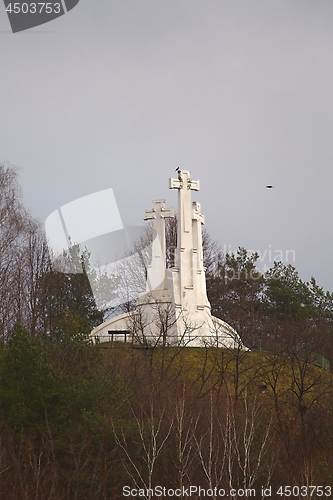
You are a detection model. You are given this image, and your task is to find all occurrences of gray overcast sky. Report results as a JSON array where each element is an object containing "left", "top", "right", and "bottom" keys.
[{"left": 1, "top": 0, "right": 333, "bottom": 290}]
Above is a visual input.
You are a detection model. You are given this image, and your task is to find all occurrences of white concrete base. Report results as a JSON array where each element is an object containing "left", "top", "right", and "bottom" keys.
[{"left": 90, "top": 310, "right": 246, "bottom": 349}]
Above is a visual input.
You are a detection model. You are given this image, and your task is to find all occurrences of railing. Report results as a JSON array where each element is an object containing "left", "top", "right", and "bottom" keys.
[
  {"left": 248, "top": 338, "right": 330, "bottom": 372},
  {"left": 94, "top": 333, "right": 331, "bottom": 371}
]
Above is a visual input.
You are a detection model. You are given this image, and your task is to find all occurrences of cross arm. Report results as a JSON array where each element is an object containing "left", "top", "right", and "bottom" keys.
[{"left": 192, "top": 202, "right": 205, "bottom": 224}]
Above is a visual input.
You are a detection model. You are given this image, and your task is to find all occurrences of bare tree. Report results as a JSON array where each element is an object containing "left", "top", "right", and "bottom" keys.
[
  {"left": 0, "top": 163, "right": 38, "bottom": 339},
  {"left": 193, "top": 391, "right": 276, "bottom": 499},
  {"left": 113, "top": 396, "right": 173, "bottom": 500},
  {"left": 172, "top": 383, "right": 197, "bottom": 492},
  {"left": 193, "top": 391, "right": 227, "bottom": 499},
  {"left": 229, "top": 393, "right": 276, "bottom": 494}
]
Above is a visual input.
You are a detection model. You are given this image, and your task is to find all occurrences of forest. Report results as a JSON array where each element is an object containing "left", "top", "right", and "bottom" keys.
[{"left": 0, "top": 163, "right": 333, "bottom": 499}]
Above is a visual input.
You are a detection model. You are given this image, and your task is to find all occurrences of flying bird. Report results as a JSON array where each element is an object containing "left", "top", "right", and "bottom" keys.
[
  {"left": 175, "top": 167, "right": 180, "bottom": 172},
  {"left": 266, "top": 185, "right": 274, "bottom": 189}
]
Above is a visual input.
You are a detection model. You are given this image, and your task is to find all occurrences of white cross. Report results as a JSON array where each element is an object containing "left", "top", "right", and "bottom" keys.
[
  {"left": 143, "top": 200, "right": 174, "bottom": 291},
  {"left": 169, "top": 170, "right": 200, "bottom": 192},
  {"left": 144, "top": 200, "right": 174, "bottom": 221}
]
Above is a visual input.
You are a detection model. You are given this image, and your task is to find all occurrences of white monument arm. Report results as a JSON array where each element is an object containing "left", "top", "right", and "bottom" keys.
[
  {"left": 160, "top": 206, "right": 175, "bottom": 219},
  {"left": 169, "top": 177, "right": 182, "bottom": 190},
  {"left": 144, "top": 208, "right": 156, "bottom": 220},
  {"left": 188, "top": 179, "right": 200, "bottom": 191}
]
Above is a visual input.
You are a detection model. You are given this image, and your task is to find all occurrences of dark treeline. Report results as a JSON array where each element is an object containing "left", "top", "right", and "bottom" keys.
[
  {"left": 0, "top": 163, "right": 103, "bottom": 341},
  {"left": 0, "top": 327, "right": 332, "bottom": 498},
  {"left": 1, "top": 163, "right": 333, "bottom": 498},
  {"left": 205, "top": 245, "right": 333, "bottom": 365}
]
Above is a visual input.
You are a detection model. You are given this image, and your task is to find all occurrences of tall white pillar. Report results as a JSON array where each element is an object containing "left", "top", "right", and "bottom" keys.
[{"left": 143, "top": 199, "right": 174, "bottom": 291}]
